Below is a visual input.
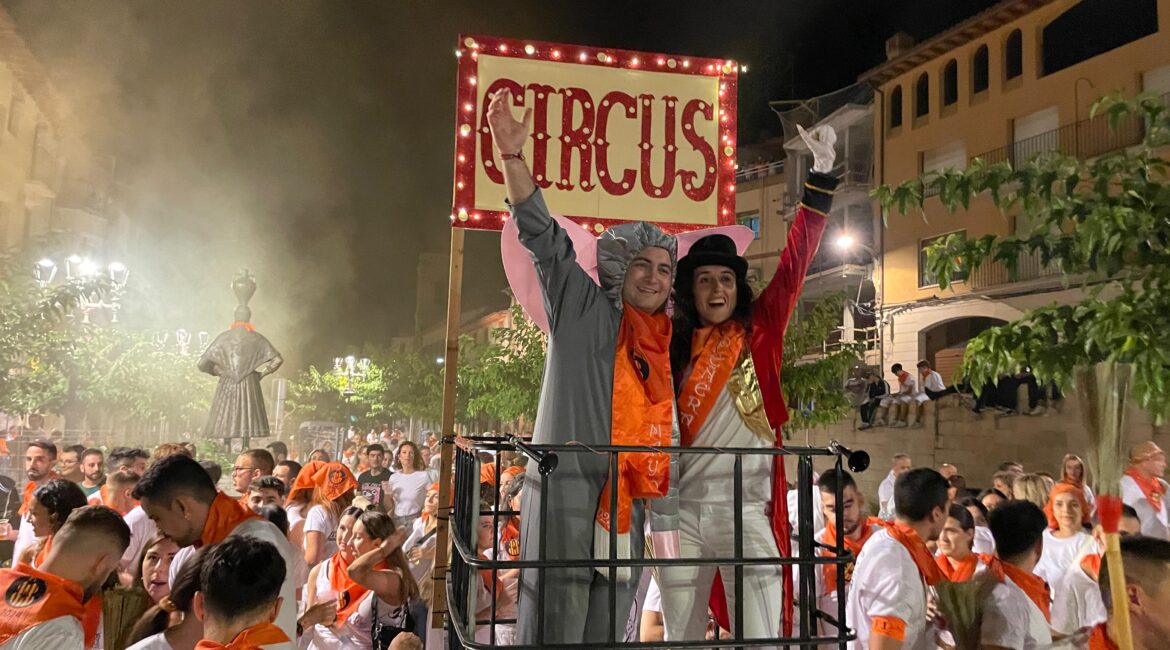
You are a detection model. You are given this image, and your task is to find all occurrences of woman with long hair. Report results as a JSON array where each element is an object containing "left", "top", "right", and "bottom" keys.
[
  {"left": 135, "top": 535, "right": 181, "bottom": 604},
  {"left": 1035, "top": 483, "right": 1093, "bottom": 588},
  {"left": 934, "top": 504, "right": 987, "bottom": 581},
  {"left": 1060, "top": 453, "right": 1096, "bottom": 514},
  {"left": 387, "top": 442, "right": 430, "bottom": 528},
  {"left": 1013, "top": 473, "right": 1051, "bottom": 510},
  {"left": 301, "top": 506, "right": 363, "bottom": 649},
  {"left": 346, "top": 510, "right": 424, "bottom": 648},
  {"left": 402, "top": 483, "right": 441, "bottom": 587},
  {"left": 125, "top": 547, "right": 205, "bottom": 650},
  {"left": 285, "top": 459, "right": 324, "bottom": 550},
  {"left": 302, "top": 461, "right": 358, "bottom": 567}
]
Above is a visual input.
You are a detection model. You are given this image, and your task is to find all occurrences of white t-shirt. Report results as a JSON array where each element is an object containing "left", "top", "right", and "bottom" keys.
[
  {"left": 286, "top": 502, "right": 305, "bottom": 528},
  {"left": 1051, "top": 563, "right": 1107, "bottom": 636},
  {"left": 878, "top": 471, "right": 897, "bottom": 521},
  {"left": 170, "top": 518, "right": 299, "bottom": 640},
  {"left": 303, "top": 505, "right": 339, "bottom": 560},
  {"left": 12, "top": 517, "right": 35, "bottom": 566},
  {"left": 388, "top": 472, "right": 431, "bottom": 517},
  {"left": 643, "top": 576, "right": 662, "bottom": 614},
  {"left": 125, "top": 631, "right": 174, "bottom": 650},
  {"left": 121, "top": 506, "right": 158, "bottom": 568},
  {"left": 1120, "top": 474, "right": 1170, "bottom": 539},
  {"left": 0, "top": 615, "right": 83, "bottom": 650},
  {"left": 981, "top": 575, "right": 1053, "bottom": 649},
  {"left": 1034, "top": 529, "right": 1093, "bottom": 587},
  {"left": 921, "top": 370, "right": 946, "bottom": 392},
  {"left": 846, "top": 528, "right": 929, "bottom": 649},
  {"left": 973, "top": 525, "right": 996, "bottom": 555}
]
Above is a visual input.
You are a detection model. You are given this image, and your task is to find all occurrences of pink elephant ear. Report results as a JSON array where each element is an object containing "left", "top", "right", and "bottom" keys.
[
  {"left": 501, "top": 215, "right": 600, "bottom": 334},
  {"left": 675, "top": 224, "right": 756, "bottom": 260}
]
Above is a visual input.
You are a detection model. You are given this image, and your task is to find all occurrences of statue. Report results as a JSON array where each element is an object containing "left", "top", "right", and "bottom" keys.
[{"left": 198, "top": 270, "right": 283, "bottom": 447}]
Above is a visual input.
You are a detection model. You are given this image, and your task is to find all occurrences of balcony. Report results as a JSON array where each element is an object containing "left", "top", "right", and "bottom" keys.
[
  {"left": 972, "top": 110, "right": 1144, "bottom": 167},
  {"left": 968, "top": 248, "right": 1061, "bottom": 291},
  {"left": 736, "top": 160, "right": 784, "bottom": 183}
]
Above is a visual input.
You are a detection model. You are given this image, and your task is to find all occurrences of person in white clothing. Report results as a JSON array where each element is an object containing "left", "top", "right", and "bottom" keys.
[
  {"left": 877, "top": 454, "right": 911, "bottom": 522},
  {"left": 1060, "top": 454, "right": 1096, "bottom": 516},
  {"left": 875, "top": 364, "right": 927, "bottom": 428},
  {"left": 125, "top": 546, "right": 205, "bottom": 650},
  {"left": 982, "top": 500, "right": 1053, "bottom": 650},
  {"left": 847, "top": 468, "right": 949, "bottom": 649},
  {"left": 1034, "top": 483, "right": 1093, "bottom": 588},
  {"left": 192, "top": 537, "right": 294, "bottom": 649},
  {"left": 1120, "top": 440, "right": 1169, "bottom": 539},
  {"left": 302, "top": 462, "right": 359, "bottom": 567},
  {"left": 1095, "top": 535, "right": 1170, "bottom": 650},
  {"left": 386, "top": 442, "right": 431, "bottom": 528},
  {"left": 1050, "top": 508, "right": 1141, "bottom": 638},
  {"left": 957, "top": 497, "right": 996, "bottom": 555}
]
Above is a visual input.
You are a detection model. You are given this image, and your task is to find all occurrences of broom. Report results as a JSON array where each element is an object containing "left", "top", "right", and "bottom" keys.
[
  {"left": 1078, "top": 362, "right": 1133, "bottom": 650},
  {"left": 101, "top": 581, "right": 153, "bottom": 650}
]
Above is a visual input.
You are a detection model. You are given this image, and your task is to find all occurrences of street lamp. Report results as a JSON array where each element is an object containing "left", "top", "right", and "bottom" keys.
[
  {"left": 436, "top": 356, "right": 445, "bottom": 365},
  {"left": 33, "top": 259, "right": 56, "bottom": 287},
  {"left": 34, "top": 254, "right": 130, "bottom": 324}
]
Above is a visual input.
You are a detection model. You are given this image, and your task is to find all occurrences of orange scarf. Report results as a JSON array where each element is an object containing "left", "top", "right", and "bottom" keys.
[
  {"left": 819, "top": 517, "right": 878, "bottom": 591},
  {"left": 1081, "top": 553, "right": 1102, "bottom": 581},
  {"left": 1125, "top": 467, "right": 1164, "bottom": 513},
  {"left": 327, "top": 552, "right": 387, "bottom": 626},
  {"left": 881, "top": 521, "right": 944, "bottom": 586},
  {"left": 18, "top": 473, "right": 57, "bottom": 517},
  {"left": 286, "top": 460, "right": 325, "bottom": 506},
  {"left": 1089, "top": 623, "right": 1119, "bottom": 650},
  {"left": 596, "top": 307, "right": 674, "bottom": 535},
  {"left": 0, "top": 563, "right": 87, "bottom": 646},
  {"left": 196, "top": 622, "right": 289, "bottom": 650},
  {"left": 677, "top": 321, "right": 746, "bottom": 446},
  {"left": 197, "top": 492, "right": 260, "bottom": 548},
  {"left": 933, "top": 551, "right": 983, "bottom": 582},
  {"left": 229, "top": 321, "right": 257, "bottom": 332},
  {"left": 984, "top": 557, "right": 1051, "bottom": 622},
  {"left": 480, "top": 464, "right": 497, "bottom": 486}
]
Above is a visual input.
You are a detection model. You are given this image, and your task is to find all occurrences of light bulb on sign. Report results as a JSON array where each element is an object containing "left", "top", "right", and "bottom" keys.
[
  {"left": 552, "top": 49, "right": 561, "bottom": 59},
  {"left": 498, "top": 44, "right": 508, "bottom": 53},
  {"left": 630, "top": 57, "right": 639, "bottom": 67},
  {"left": 578, "top": 52, "right": 588, "bottom": 62},
  {"left": 524, "top": 44, "right": 535, "bottom": 55}
]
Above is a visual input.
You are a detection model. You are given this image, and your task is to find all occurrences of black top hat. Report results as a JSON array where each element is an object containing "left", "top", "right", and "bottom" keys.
[{"left": 676, "top": 234, "right": 748, "bottom": 281}]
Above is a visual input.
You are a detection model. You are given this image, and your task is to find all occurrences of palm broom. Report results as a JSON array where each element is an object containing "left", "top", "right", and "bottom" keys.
[{"left": 1078, "top": 362, "right": 1133, "bottom": 650}]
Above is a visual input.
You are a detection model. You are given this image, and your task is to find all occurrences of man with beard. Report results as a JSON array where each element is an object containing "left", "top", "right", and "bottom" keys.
[
  {"left": 0, "top": 506, "right": 130, "bottom": 649},
  {"left": 78, "top": 449, "right": 104, "bottom": 498},
  {"left": 490, "top": 87, "right": 677, "bottom": 645},
  {"left": 55, "top": 446, "right": 84, "bottom": 485},
  {"left": 133, "top": 454, "right": 298, "bottom": 638},
  {"left": 813, "top": 469, "right": 881, "bottom": 639},
  {"left": 12, "top": 441, "right": 57, "bottom": 565}
]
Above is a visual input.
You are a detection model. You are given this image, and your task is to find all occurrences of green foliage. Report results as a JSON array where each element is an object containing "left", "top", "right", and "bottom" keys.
[
  {"left": 875, "top": 92, "right": 1170, "bottom": 423},
  {"left": 461, "top": 304, "right": 546, "bottom": 423},
  {"left": 781, "top": 291, "right": 864, "bottom": 436}
]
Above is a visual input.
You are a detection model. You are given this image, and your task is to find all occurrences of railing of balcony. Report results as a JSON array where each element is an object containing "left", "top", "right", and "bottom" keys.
[
  {"left": 968, "top": 248, "right": 1062, "bottom": 291},
  {"left": 735, "top": 159, "right": 784, "bottom": 182}
]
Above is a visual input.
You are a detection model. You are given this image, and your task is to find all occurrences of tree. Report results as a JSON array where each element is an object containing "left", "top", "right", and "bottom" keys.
[
  {"left": 873, "top": 92, "right": 1170, "bottom": 422},
  {"left": 781, "top": 291, "right": 865, "bottom": 437},
  {"left": 461, "top": 304, "right": 546, "bottom": 424}
]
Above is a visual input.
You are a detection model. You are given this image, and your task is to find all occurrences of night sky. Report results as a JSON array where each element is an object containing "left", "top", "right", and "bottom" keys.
[{"left": 7, "top": 0, "right": 999, "bottom": 373}]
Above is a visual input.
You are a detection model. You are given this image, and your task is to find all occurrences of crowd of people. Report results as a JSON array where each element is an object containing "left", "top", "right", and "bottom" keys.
[{"left": 0, "top": 430, "right": 447, "bottom": 650}]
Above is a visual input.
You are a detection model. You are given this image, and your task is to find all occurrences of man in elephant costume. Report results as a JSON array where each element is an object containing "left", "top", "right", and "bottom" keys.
[
  {"left": 491, "top": 87, "right": 678, "bottom": 645},
  {"left": 199, "top": 272, "right": 283, "bottom": 444}
]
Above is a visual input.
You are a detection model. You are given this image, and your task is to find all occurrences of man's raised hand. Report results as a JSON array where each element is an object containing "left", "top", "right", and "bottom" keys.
[
  {"left": 797, "top": 124, "right": 837, "bottom": 173},
  {"left": 487, "top": 88, "right": 532, "bottom": 157}
]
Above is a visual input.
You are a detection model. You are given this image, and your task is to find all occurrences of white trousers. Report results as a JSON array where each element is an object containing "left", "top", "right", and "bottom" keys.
[{"left": 657, "top": 500, "right": 782, "bottom": 646}]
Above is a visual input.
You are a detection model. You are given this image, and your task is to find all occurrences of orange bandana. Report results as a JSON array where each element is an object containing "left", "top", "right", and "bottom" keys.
[
  {"left": 933, "top": 552, "right": 984, "bottom": 582},
  {"left": 480, "top": 464, "right": 497, "bottom": 486},
  {"left": 1124, "top": 467, "right": 1164, "bottom": 513},
  {"left": 677, "top": 321, "right": 746, "bottom": 446},
  {"left": 596, "top": 307, "right": 674, "bottom": 535},
  {"left": 18, "top": 473, "right": 58, "bottom": 517},
  {"left": 819, "top": 517, "right": 878, "bottom": 591},
  {"left": 197, "top": 492, "right": 260, "bottom": 548},
  {"left": 229, "top": 321, "right": 257, "bottom": 332},
  {"left": 195, "top": 622, "right": 290, "bottom": 650},
  {"left": 312, "top": 462, "right": 358, "bottom": 502},
  {"left": 285, "top": 460, "right": 325, "bottom": 506},
  {"left": 0, "top": 563, "right": 87, "bottom": 646},
  {"left": 881, "top": 521, "right": 944, "bottom": 586},
  {"left": 985, "top": 556, "right": 1051, "bottom": 622},
  {"left": 327, "top": 552, "right": 386, "bottom": 626}
]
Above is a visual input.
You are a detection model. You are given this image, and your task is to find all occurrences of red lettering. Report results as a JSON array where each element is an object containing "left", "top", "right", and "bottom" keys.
[
  {"left": 639, "top": 94, "right": 677, "bottom": 199},
  {"left": 526, "top": 83, "right": 555, "bottom": 189},
  {"left": 595, "top": 91, "right": 637, "bottom": 196},
  {"left": 680, "top": 98, "right": 717, "bottom": 201},
  {"left": 480, "top": 78, "right": 524, "bottom": 185},
  {"left": 556, "top": 87, "right": 595, "bottom": 191}
]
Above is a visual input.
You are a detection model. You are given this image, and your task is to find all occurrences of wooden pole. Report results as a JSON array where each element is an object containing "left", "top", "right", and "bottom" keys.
[{"left": 432, "top": 227, "right": 465, "bottom": 628}]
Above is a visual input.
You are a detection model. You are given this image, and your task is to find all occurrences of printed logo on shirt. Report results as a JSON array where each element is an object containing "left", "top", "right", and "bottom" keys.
[
  {"left": 5, "top": 576, "right": 47, "bottom": 608},
  {"left": 505, "top": 537, "right": 520, "bottom": 558},
  {"left": 843, "top": 561, "right": 855, "bottom": 583}
]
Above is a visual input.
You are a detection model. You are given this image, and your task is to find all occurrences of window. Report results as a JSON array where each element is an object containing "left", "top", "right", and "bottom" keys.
[
  {"left": 1012, "top": 106, "right": 1060, "bottom": 163},
  {"left": 942, "top": 60, "right": 959, "bottom": 106},
  {"left": 919, "top": 231, "right": 969, "bottom": 287},
  {"left": 1005, "top": 29, "right": 1023, "bottom": 81},
  {"left": 915, "top": 73, "right": 929, "bottom": 118},
  {"left": 738, "top": 213, "right": 760, "bottom": 240},
  {"left": 889, "top": 85, "right": 903, "bottom": 128},
  {"left": 972, "top": 45, "right": 989, "bottom": 94}
]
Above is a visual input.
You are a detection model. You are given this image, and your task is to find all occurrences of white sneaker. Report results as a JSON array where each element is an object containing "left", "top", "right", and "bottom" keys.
[{"left": 1028, "top": 405, "right": 1046, "bottom": 416}]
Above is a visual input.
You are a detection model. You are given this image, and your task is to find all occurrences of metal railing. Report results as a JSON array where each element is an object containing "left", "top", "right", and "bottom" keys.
[
  {"left": 735, "top": 160, "right": 784, "bottom": 183},
  {"left": 445, "top": 435, "right": 870, "bottom": 649},
  {"left": 972, "top": 110, "right": 1144, "bottom": 167},
  {"left": 968, "top": 248, "right": 1062, "bottom": 291}
]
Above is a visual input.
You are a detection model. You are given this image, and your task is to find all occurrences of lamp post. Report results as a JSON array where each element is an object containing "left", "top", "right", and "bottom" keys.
[
  {"left": 333, "top": 355, "right": 370, "bottom": 447},
  {"left": 34, "top": 255, "right": 130, "bottom": 324}
]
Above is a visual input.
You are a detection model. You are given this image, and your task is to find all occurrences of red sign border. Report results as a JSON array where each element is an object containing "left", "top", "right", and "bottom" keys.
[{"left": 451, "top": 33, "right": 738, "bottom": 234}]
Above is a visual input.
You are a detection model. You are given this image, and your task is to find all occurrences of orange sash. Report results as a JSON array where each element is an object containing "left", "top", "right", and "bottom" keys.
[
  {"left": 596, "top": 307, "right": 674, "bottom": 535},
  {"left": 984, "top": 557, "right": 1051, "bottom": 622},
  {"left": 195, "top": 622, "right": 290, "bottom": 650},
  {"left": 677, "top": 321, "right": 746, "bottom": 446},
  {"left": 197, "top": 492, "right": 260, "bottom": 548},
  {"left": 1125, "top": 467, "right": 1164, "bottom": 513},
  {"left": 819, "top": 517, "right": 878, "bottom": 591},
  {"left": 327, "top": 552, "right": 386, "bottom": 626},
  {"left": 0, "top": 563, "right": 87, "bottom": 646},
  {"left": 881, "top": 521, "right": 944, "bottom": 586},
  {"left": 933, "top": 552, "right": 982, "bottom": 582}
]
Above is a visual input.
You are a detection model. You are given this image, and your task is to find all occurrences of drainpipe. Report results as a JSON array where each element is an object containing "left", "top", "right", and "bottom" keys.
[{"left": 871, "top": 84, "right": 887, "bottom": 371}]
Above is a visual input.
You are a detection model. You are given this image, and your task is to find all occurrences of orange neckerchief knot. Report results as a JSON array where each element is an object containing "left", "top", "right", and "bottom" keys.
[
  {"left": 195, "top": 622, "right": 290, "bottom": 650},
  {"left": 819, "top": 517, "right": 879, "bottom": 592},
  {"left": 197, "top": 492, "right": 260, "bottom": 548},
  {"left": 1124, "top": 467, "right": 1165, "bottom": 513},
  {"left": 984, "top": 556, "right": 1051, "bottom": 622}
]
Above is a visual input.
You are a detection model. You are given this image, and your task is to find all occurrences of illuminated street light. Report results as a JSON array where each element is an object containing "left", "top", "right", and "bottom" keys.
[
  {"left": 436, "top": 356, "right": 445, "bottom": 365},
  {"left": 33, "top": 259, "right": 57, "bottom": 287},
  {"left": 108, "top": 261, "right": 129, "bottom": 287},
  {"left": 835, "top": 233, "right": 855, "bottom": 250}
]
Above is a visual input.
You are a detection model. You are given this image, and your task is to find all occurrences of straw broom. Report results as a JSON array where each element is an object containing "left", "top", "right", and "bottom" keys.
[
  {"left": 1078, "top": 362, "right": 1133, "bottom": 650},
  {"left": 101, "top": 582, "right": 152, "bottom": 650}
]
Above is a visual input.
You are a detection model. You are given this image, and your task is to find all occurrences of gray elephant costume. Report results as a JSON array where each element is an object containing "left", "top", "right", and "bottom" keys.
[{"left": 509, "top": 188, "right": 679, "bottom": 645}]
